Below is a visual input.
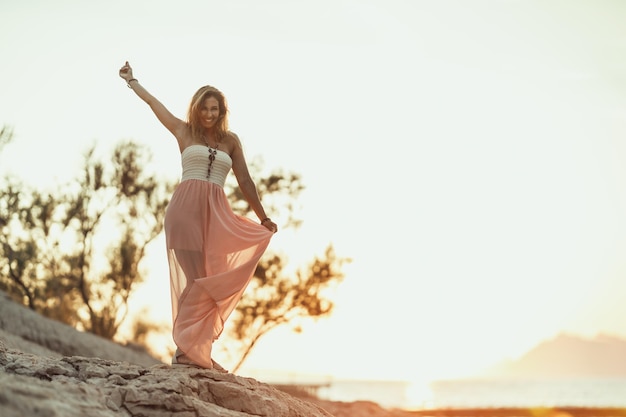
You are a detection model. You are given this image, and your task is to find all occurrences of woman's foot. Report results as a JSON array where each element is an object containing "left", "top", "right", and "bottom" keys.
[
  {"left": 171, "top": 353, "right": 203, "bottom": 368},
  {"left": 171, "top": 348, "right": 228, "bottom": 373}
]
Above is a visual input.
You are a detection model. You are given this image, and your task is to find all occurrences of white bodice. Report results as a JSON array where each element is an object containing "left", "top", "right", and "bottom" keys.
[{"left": 180, "top": 145, "right": 232, "bottom": 187}]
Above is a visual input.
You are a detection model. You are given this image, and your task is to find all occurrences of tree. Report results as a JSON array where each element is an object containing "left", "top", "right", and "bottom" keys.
[
  {"left": 226, "top": 157, "right": 305, "bottom": 230},
  {"left": 0, "top": 135, "right": 175, "bottom": 339},
  {"left": 0, "top": 176, "right": 61, "bottom": 312},
  {"left": 223, "top": 158, "right": 350, "bottom": 372},
  {"left": 0, "top": 125, "right": 12, "bottom": 152},
  {"left": 0, "top": 129, "right": 348, "bottom": 369},
  {"left": 228, "top": 245, "right": 349, "bottom": 373}
]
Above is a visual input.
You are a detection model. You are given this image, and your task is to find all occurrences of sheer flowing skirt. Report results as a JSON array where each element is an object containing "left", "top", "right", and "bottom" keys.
[{"left": 164, "top": 179, "right": 272, "bottom": 368}]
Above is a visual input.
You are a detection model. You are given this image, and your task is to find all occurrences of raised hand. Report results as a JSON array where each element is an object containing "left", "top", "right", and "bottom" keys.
[{"left": 119, "top": 61, "right": 134, "bottom": 81}]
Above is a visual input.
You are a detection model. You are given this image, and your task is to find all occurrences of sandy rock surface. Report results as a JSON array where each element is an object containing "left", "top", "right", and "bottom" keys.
[
  {"left": 0, "top": 292, "right": 411, "bottom": 416},
  {"left": 0, "top": 293, "right": 336, "bottom": 416},
  {"left": 0, "top": 293, "right": 158, "bottom": 367},
  {"left": 0, "top": 342, "right": 334, "bottom": 417}
]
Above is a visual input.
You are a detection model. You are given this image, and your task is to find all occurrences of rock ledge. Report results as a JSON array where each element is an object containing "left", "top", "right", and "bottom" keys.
[{"left": 0, "top": 341, "right": 333, "bottom": 417}]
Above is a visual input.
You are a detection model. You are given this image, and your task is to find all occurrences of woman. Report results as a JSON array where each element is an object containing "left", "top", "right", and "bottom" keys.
[{"left": 119, "top": 61, "right": 277, "bottom": 371}]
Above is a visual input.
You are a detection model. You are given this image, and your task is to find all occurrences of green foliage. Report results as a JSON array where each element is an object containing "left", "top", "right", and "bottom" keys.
[
  {"left": 228, "top": 245, "right": 350, "bottom": 372},
  {"left": 0, "top": 133, "right": 175, "bottom": 339},
  {"left": 222, "top": 156, "right": 350, "bottom": 371},
  {"left": 226, "top": 155, "right": 305, "bottom": 230},
  {"left": 0, "top": 125, "right": 349, "bottom": 371},
  {"left": 0, "top": 126, "right": 12, "bottom": 153}
]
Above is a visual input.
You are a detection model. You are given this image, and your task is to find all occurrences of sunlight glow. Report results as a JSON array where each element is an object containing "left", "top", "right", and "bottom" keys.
[
  {"left": 1, "top": 1, "right": 626, "bottom": 396},
  {"left": 405, "top": 379, "right": 435, "bottom": 410}
]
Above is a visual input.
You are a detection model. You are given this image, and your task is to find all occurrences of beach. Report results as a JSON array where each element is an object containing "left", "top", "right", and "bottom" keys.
[
  {"left": 279, "top": 381, "right": 626, "bottom": 417},
  {"left": 270, "top": 376, "right": 626, "bottom": 410}
]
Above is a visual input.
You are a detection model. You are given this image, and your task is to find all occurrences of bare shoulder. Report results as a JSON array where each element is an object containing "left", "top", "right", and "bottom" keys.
[
  {"left": 224, "top": 131, "right": 243, "bottom": 154},
  {"left": 228, "top": 131, "right": 242, "bottom": 144}
]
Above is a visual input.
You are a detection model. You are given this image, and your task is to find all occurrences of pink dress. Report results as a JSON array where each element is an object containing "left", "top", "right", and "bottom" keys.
[{"left": 164, "top": 144, "right": 272, "bottom": 368}]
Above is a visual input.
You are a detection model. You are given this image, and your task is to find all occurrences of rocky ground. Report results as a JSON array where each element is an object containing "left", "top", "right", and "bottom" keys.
[
  {"left": 0, "top": 292, "right": 409, "bottom": 417},
  {"left": 4, "top": 292, "right": 614, "bottom": 417}
]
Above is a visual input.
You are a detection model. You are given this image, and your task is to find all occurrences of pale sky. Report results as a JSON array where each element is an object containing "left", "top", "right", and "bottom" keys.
[{"left": 2, "top": 0, "right": 626, "bottom": 386}]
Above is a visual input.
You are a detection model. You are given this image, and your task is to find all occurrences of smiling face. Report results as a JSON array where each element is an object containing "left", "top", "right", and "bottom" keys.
[
  {"left": 200, "top": 96, "right": 220, "bottom": 130},
  {"left": 187, "top": 86, "right": 230, "bottom": 141}
]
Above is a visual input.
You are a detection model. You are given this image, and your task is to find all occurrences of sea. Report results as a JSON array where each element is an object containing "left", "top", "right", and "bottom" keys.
[{"left": 315, "top": 378, "right": 626, "bottom": 410}]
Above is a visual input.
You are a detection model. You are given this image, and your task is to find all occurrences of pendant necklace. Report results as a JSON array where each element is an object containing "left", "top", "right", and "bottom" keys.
[{"left": 203, "top": 135, "right": 219, "bottom": 179}]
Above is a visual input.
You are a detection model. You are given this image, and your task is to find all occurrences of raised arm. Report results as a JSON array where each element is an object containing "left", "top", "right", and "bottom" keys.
[
  {"left": 230, "top": 133, "right": 278, "bottom": 233},
  {"left": 119, "top": 61, "right": 187, "bottom": 150}
]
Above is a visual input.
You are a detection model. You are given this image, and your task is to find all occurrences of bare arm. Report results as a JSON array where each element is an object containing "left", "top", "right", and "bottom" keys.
[
  {"left": 230, "top": 133, "right": 278, "bottom": 233},
  {"left": 119, "top": 61, "right": 187, "bottom": 150}
]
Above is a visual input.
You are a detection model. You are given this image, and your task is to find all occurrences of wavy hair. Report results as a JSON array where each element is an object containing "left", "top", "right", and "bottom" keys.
[{"left": 186, "top": 85, "right": 229, "bottom": 141}]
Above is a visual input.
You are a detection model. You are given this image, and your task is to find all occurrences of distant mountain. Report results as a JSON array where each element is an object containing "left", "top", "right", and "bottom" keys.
[{"left": 483, "top": 333, "right": 626, "bottom": 378}]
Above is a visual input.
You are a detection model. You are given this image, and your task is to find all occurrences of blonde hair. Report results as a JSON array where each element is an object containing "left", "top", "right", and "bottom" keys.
[{"left": 186, "top": 85, "right": 229, "bottom": 141}]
